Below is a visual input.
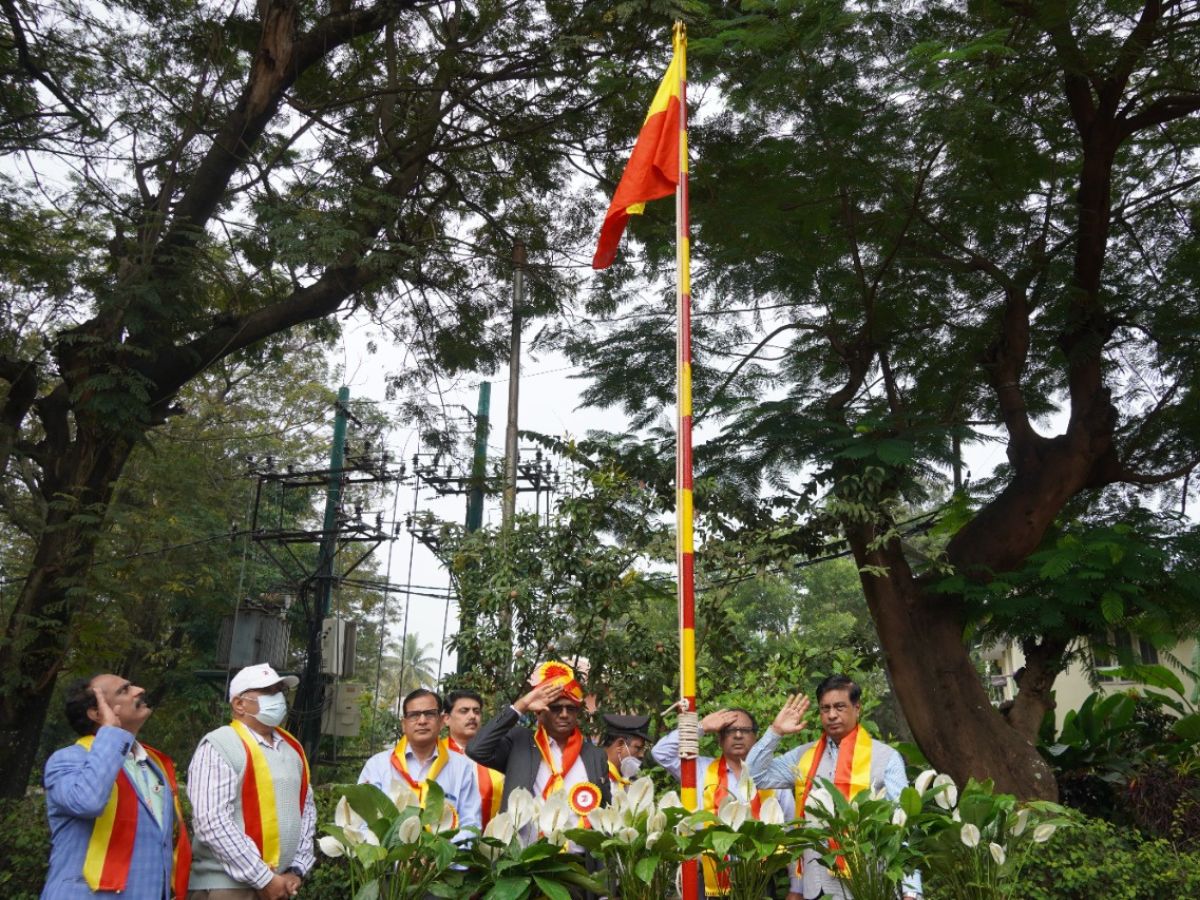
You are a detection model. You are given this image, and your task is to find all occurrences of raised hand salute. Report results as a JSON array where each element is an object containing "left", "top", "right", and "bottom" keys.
[
  {"left": 769, "top": 693, "right": 811, "bottom": 736},
  {"left": 513, "top": 679, "right": 564, "bottom": 716}
]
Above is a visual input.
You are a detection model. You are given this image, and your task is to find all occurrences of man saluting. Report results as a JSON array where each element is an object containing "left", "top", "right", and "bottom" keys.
[
  {"left": 42, "top": 674, "right": 190, "bottom": 899},
  {"left": 745, "top": 674, "right": 921, "bottom": 900}
]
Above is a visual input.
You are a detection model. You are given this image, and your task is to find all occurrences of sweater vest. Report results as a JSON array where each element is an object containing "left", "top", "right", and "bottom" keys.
[{"left": 188, "top": 726, "right": 305, "bottom": 889}]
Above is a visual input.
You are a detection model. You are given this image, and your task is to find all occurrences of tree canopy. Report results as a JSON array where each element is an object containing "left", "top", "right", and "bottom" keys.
[
  {"left": 0, "top": 0, "right": 686, "bottom": 794},
  {"left": 562, "top": 0, "right": 1200, "bottom": 797}
]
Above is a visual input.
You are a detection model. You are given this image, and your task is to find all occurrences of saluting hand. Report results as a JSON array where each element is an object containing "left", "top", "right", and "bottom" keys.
[
  {"left": 699, "top": 709, "right": 740, "bottom": 733},
  {"left": 514, "top": 680, "right": 562, "bottom": 715},
  {"left": 770, "top": 693, "right": 810, "bottom": 736},
  {"left": 92, "top": 688, "right": 120, "bottom": 729}
]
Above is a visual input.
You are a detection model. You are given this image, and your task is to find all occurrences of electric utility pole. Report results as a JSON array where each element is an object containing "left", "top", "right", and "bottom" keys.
[{"left": 502, "top": 241, "right": 525, "bottom": 528}]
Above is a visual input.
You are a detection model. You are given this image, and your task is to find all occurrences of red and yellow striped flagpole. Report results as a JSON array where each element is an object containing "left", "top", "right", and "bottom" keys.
[{"left": 672, "top": 20, "right": 700, "bottom": 900}]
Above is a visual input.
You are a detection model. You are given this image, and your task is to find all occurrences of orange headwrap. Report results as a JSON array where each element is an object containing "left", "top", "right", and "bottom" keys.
[{"left": 531, "top": 660, "right": 584, "bottom": 703}]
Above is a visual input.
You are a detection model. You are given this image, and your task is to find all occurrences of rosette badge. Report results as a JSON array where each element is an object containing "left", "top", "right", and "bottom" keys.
[{"left": 568, "top": 781, "right": 603, "bottom": 816}]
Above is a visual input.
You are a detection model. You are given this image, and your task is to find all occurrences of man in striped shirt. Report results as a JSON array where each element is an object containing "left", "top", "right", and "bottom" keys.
[{"left": 187, "top": 664, "right": 314, "bottom": 900}]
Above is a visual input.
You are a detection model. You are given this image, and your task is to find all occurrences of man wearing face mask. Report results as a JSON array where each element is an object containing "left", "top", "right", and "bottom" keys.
[
  {"left": 600, "top": 714, "right": 650, "bottom": 788},
  {"left": 187, "top": 664, "right": 314, "bottom": 900}
]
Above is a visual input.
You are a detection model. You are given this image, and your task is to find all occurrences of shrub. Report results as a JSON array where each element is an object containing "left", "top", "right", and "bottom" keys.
[
  {"left": 0, "top": 794, "right": 51, "bottom": 899},
  {"left": 1014, "top": 813, "right": 1200, "bottom": 900}
]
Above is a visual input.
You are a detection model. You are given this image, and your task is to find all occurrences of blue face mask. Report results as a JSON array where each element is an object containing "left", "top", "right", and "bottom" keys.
[{"left": 253, "top": 692, "right": 288, "bottom": 727}]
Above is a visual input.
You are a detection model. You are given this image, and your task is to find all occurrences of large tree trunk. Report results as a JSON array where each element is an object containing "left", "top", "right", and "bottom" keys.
[
  {"left": 849, "top": 527, "right": 1060, "bottom": 800},
  {"left": 0, "top": 433, "right": 132, "bottom": 798}
]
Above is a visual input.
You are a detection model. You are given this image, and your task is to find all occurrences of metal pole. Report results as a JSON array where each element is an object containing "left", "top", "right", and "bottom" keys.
[
  {"left": 297, "top": 386, "right": 350, "bottom": 762},
  {"left": 465, "top": 382, "right": 491, "bottom": 532},
  {"left": 672, "top": 24, "right": 700, "bottom": 900},
  {"left": 502, "top": 241, "right": 525, "bottom": 528}
]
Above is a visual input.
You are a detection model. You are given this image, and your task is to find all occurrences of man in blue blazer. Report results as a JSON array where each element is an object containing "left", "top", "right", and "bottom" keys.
[{"left": 41, "top": 673, "right": 187, "bottom": 899}]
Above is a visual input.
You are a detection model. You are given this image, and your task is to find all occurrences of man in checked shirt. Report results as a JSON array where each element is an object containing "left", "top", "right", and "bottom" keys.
[{"left": 187, "top": 664, "right": 314, "bottom": 900}]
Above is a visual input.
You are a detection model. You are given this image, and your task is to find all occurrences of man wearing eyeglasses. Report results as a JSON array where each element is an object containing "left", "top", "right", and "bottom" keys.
[
  {"left": 745, "top": 674, "right": 920, "bottom": 900},
  {"left": 467, "top": 661, "right": 610, "bottom": 814},
  {"left": 652, "top": 705, "right": 798, "bottom": 898},
  {"left": 357, "top": 688, "right": 481, "bottom": 837}
]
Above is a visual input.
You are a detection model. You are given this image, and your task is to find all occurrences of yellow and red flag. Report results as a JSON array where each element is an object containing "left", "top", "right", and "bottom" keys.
[{"left": 592, "top": 28, "right": 686, "bottom": 269}]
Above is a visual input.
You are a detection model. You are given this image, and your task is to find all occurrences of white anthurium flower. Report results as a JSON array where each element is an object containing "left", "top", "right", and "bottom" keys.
[
  {"left": 646, "top": 829, "right": 662, "bottom": 849},
  {"left": 609, "top": 786, "right": 628, "bottom": 818},
  {"left": 484, "top": 812, "right": 515, "bottom": 843},
  {"left": 871, "top": 783, "right": 887, "bottom": 801},
  {"left": 717, "top": 795, "right": 751, "bottom": 831},
  {"left": 481, "top": 813, "right": 515, "bottom": 860},
  {"left": 933, "top": 773, "right": 959, "bottom": 810},
  {"left": 1032, "top": 823, "right": 1056, "bottom": 843},
  {"left": 960, "top": 823, "right": 981, "bottom": 848},
  {"left": 388, "top": 782, "right": 419, "bottom": 812},
  {"left": 952, "top": 808, "right": 962, "bottom": 822},
  {"left": 437, "top": 802, "right": 457, "bottom": 832},
  {"left": 397, "top": 815, "right": 423, "bottom": 844},
  {"left": 591, "top": 806, "right": 621, "bottom": 836},
  {"left": 989, "top": 842, "right": 1006, "bottom": 865},
  {"left": 334, "top": 796, "right": 364, "bottom": 831},
  {"left": 506, "top": 788, "right": 538, "bottom": 832},
  {"left": 807, "top": 786, "right": 835, "bottom": 818},
  {"left": 913, "top": 769, "right": 938, "bottom": 796},
  {"left": 539, "top": 794, "right": 573, "bottom": 841},
  {"left": 618, "top": 826, "right": 639, "bottom": 844},
  {"left": 334, "top": 796, "right": 379, "bottom": 846},
  {"left": 758, "top": 795, "right": 786, "bottom": 826},
  {"left": 676, "top": 816, "right": 697, "bottom": 838},
  {"left": 318, "top": 835, "right": 346, "bottom": 857},
  {"left": 1010, "top": 808, "right": 1030, "bottom": 836},
  {"left": 735, "top": 772, "right": 757, "bottom": 802},
  {"left": 891, "top": 808, "right": 907, "bottom": 828},
  {"left": 658, "top": 790, "right": 683, "bottom": 812},
  {"left": 626, "top": 777, "right": 656, "bottom": 815},
  {"left": 647, "top": 809, "right": 668, "bottom": 834}
]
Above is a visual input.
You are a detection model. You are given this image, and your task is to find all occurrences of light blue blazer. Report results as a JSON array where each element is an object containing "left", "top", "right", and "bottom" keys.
[{"left": 41, "top": 725, "right": 177, "bottom": 899}]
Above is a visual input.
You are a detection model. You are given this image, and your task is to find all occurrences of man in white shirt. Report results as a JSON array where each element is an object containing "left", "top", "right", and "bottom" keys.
[
  {"left": 358, "top": 688, "right": 481, "bottom": 837},
  {"left": 653, "top": 706, "right": 798, "bottom": 898},
  {"left": 187, "top": 664, "right": 313, "bottom": 900}
]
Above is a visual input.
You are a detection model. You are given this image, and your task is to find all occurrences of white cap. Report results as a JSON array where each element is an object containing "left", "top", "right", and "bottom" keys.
[{"left": 228, "top": 663, "right": 299, "bottom": 701}]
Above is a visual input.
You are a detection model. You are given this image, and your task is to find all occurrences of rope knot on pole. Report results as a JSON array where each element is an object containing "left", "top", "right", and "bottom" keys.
[{"left": 677, "top": 710, "right": 700, "bottom": 758}]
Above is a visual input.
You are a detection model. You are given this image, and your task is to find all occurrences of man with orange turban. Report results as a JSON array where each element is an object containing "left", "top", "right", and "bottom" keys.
[{"left": 466, "top": 661, "right": 610, "bottom": 815}]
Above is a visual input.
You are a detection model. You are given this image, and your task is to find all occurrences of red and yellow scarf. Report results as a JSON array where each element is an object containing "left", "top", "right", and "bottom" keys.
[
  {"left": 448, "top": 736, "right": 504, "bottom": 827},
  {"left": 701, "top": 756, "right": 776, "bottom": 895},
  {"left": 533, "top": 724, "right": 583, "bottom": 798},
  {"left": 390, "top": 736, "right": 451, "bottom": 804},
  {"left": 608, "top": 760, "right": 630, "bottom": 787},
  {"left": 76, "top": 735, "right": 191, "bottom": 897},
  {"left": 231, "top": 719, "right": 310, "bottom": 870},
  {"left": 794, "top": 725, "right": 874, "bottom": 875}
]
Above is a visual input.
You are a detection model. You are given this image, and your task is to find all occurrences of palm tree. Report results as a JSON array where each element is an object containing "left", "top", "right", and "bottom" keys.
[{"left": 377, "top": 633, "right": 440, "bottom": 713}]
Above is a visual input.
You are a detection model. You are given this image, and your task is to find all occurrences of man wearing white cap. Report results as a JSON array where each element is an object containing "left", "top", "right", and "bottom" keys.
[{"left": 186, "top": 664, "right": 314, "bottom": 900}]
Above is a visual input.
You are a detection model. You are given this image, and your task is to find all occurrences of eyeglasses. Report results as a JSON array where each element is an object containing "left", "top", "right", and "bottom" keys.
[
  {"left": 403, "top": 709, "right": 440, "bottom": 721},
  {"left": 547, "top": 704, "right": 580, "bottom": 716},
  {"left": 720, "top": 727, "right": 756, "bottom": 738},
  {"left": 819, "top": 702, "right": 853, "bottom": 714}
]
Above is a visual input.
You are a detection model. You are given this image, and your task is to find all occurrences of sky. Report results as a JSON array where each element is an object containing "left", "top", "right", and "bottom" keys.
[{"left": 332, "top": 311, "right": 606, "bottom": 682}]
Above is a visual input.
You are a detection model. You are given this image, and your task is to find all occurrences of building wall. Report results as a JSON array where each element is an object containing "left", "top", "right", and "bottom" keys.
[{"left": 988, "top": 636, "right": 1199, "bottom": 730}]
